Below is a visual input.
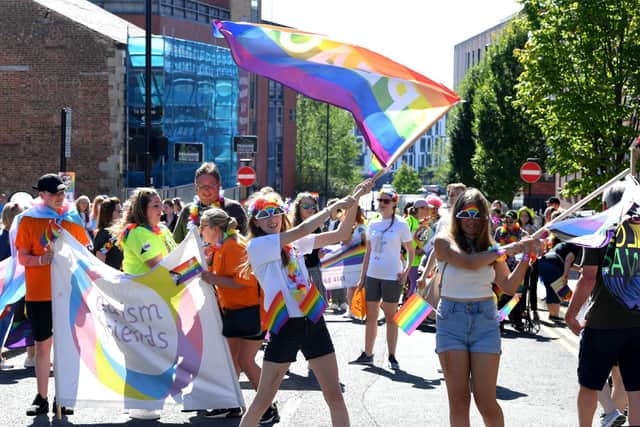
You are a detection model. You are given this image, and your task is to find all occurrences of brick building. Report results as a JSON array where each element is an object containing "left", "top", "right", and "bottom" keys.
[{"left": 0, "top": 0, "right": 145, "bottom": 198}]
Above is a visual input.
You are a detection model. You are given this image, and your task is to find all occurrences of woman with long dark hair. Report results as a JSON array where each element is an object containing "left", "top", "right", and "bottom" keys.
[
  {"left": 433, "top": 188, "right": 535, "bottom": 426},
  {"left": 93, "top": 197, "right": 123, "bottom": 270}
]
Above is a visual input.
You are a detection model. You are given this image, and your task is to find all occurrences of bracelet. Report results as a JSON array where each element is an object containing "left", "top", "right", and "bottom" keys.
[
  {"left": 521, "top": 253, "right": 530, "bottom": 262},
  {"left": 37, "top": 255, "right": 42, "bottom": 266},
  {"left": 489, "top": 245, "right": 506, "bottom": 257}
]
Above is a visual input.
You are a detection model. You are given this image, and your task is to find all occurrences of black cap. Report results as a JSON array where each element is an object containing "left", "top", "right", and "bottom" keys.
[
  {"left": 546, "top": 196, "right": 560, "bottom": 205},
  {"left": 505, "top": 210, "right": 518, "bottom": 220},
  {"left": 33, "top": 174, "right": 66, "bottom": 193}
]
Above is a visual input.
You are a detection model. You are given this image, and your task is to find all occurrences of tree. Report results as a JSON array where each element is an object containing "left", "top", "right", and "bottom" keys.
[
  {"left": 516, "top": 0, "right": 640, "bottom": 196},
  {"left": 471, "top": 18, "right": 546, "bottom": 202},
  {"left": 447, "top": 67, "right": 480, "bottom": 188},
  {"left": 295, "top": 96, "right": 361, "bottom": 199},
  {"left": 392, "top": 162, "right": 422, "bottom": 194}
]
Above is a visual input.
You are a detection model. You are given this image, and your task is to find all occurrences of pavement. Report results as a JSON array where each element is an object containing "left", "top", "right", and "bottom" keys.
[{"left": 0, "top": 278, "right": 626, "bottom": 426}]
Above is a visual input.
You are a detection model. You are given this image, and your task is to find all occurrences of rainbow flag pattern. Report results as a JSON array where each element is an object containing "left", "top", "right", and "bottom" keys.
[
  {"left": 214, "top": 21, "right": 459, "bottom": 168},
  {"left": 299, "top": 284, "right": 327, "bottom": 323},
  {"left": 550, "top": 277, "right": 573, "bottom": 301},
  {"left": 498, "top": 294, "right": 521, "bottom": 321},
  {"left": 320, "top": 243, "right": 366, "bottom": 269},
  {"left": 40, "top": 220, "right": 62, "bottom": 249},
  {"left": 169, "top": 257, "right": 203, "bottom": 285},
  {"left": 393, "top": 294, "right": 433, "bottom": 336},
  {"left": 262, "top": 291, "right": 289, "bottom": 333}
]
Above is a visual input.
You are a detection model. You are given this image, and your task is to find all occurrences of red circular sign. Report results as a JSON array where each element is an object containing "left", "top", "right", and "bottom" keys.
[
  {"left": 520, "top": 161, "right": 542, "bottom": 183},
  {"left": 237, "top": 166, "right": 256, "bottom": 187}
]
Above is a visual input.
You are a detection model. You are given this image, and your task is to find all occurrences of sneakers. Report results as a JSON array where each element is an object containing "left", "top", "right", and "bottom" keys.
[
  {"left": 23, "top": 356, "right": 35, "bottom": 368},
  {"left": 0, "top": 359, "right": 14, "bottom": 370},
  {"left": 26, "top": 394, "right": 49, "bottom": 416},
  {"left": 204, "top": 407, "right": 243, "bottom": 418},
  {"left": 549, "top": 314, "right": 564, "bottom": 322},
  {"left": 52, "top": 398, "right": 74, "bottom": 416},
  {"left": 259, "top": 403, "right": 280, "bottom": 425},
  {"left": 349, "top": 351, "right": 373, "bottom": 365},
  {"left": 600, "top": 408, "right": 626, "bottom": 427},
  {"left": 129, "top": 408, "right": 161, "bottom": 420},
  {"left": 388, "top": 354, "right": 400, "bottom": 370}
]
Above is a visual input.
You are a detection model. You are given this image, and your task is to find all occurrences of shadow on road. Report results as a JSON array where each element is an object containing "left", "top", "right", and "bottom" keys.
[
  {"left": 361, "top": 365, "right": 440, "bottom": 390},
  {"left": 496, "top": 384, "right": 528, "bottom": 401},
  {"left": 0, "top": 366, "right": 34, "bottom": 384},
  {"left": 29, "top": 413, "right": 244, "bottom": 426}
]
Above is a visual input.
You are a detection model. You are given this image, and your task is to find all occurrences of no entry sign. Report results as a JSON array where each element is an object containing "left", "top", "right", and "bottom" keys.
[
  {"left": 237, "top": 165, "right": 256, "bottom": 187},
  {"left": 520, "top": 161, "right": 542, "bottom": 184}
]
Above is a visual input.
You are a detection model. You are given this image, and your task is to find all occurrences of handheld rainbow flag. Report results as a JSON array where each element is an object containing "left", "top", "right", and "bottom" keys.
[
  {"left": 169, "top": 257, "right": 203, "bottom": 286},
  {"left": 40, "top": 220, "right": 62, "bottom": 249},
  {"left": 393, "top": 294, "right": 433, "bottom": 336},
  {"left": 263, "top": 291, "right": 289, "bottom": 333},
  {"left": 550, "top": 277, "right": 573, "bottom": 301},
  {"left": 498, "top": 294, "right": 521, "bottom": 321},
  {"left": 299, "top": 284, "right": 327, "bottom": 323},
  {"left": 214, "top": 21, "right": 459, "bottom": 168}
]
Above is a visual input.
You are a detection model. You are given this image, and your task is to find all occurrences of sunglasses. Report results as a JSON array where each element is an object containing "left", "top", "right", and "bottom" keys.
[
  {"left": 255, "top": 206, "right": 285, "bottom": 219},
  {"left": 300, "top": 203, "right": 317, "bottom": 210},
  {"left": 505, "top": 219, "right": 515, "bottom": 224},
  {"left": 455, "top": 208, "right": 483, "bottom": 219},
  {"left": 377, "top": 198, "right": 392, "bottom": 204}
]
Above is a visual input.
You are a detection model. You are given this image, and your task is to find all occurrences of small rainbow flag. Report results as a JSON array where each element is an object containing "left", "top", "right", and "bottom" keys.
[
  {"left": 40, "top": 221, "right": 62, "bottom": 249},
  {"left": 393, "top": 294, "right": 433, "bottom": 336},
  {"left": 263, "top": 291, "right": 289, "bottom": 333},
  {"left": 550, "top": 277, "right": 573, "bottom": 301},
  {"left": 169, "top": 257, "right": 203, "bottom": 285},
  {"left": 492, "top": 283, "right": 504, "bottom": 300},
  {"left": 498, "top": 294, "right": 521, "bottom": 321},
  {"left": 320, "top": 244, "right": 366, "bottom": 269},
  {"left": 299, "top": 284, "right": 327, "bottom": 323}
]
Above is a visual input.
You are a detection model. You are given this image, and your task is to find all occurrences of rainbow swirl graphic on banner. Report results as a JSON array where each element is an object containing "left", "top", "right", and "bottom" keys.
[
  {"left": 320, "top": 244, "right": 366, "bottom": 269},
  {"left": 393, "top": 294, "right": 433, "bottom": 335},
  {"left": 68, "top": 259, "right": 203, "bottom": 400}
]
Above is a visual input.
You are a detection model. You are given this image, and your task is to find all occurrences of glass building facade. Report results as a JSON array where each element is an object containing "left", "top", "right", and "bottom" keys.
[{"left": 126, "top": 36, "right": 238, "bottom": 188}]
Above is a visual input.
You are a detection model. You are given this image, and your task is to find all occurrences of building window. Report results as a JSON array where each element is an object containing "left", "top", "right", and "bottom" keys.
[
  {"left": 477, "top": 48, "right": 481, "bottom": 63},
  {"left": 467, "top": 52, "right": 470, "bottom": 69}
]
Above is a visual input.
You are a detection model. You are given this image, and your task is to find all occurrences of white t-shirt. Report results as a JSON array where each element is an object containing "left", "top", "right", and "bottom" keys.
[
  {"left": 366, "top": 216, "right": 412, "bottom": 280},
  {"left": 247, "top": 233, "right": 316, "bottom": 318}
]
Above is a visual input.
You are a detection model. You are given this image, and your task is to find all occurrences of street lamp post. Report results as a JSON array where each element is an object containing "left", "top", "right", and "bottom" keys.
[{"left": 144, "top": 0, "right": 152, "bottom": 187}]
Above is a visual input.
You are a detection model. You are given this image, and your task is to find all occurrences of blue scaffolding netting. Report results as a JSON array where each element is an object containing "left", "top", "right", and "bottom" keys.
[{"left": 127, "top": 35, "right": 238, "bottom": 189}]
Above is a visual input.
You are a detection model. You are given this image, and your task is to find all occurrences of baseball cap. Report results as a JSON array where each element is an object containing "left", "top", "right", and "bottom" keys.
[
  {"left": 413, "top": 199, "right": 428, "bottom": 209},
  {"left": 33, "top": 174, "right": 66, "bottom": 193},
  {"left": 425, "top": 195, "right": 443, "bottom": 208},
  {"left": 546, "top": 196, "right": 560, "bottom": 205}
]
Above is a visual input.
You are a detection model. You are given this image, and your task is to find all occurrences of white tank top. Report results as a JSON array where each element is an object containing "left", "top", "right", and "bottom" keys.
[{"left": 438, "top": 261, "right": 495, "bottom": 299}]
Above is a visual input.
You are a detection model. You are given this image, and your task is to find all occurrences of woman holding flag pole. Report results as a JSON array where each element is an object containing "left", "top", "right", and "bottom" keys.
[
  {"left": 240, "top": 179, "right": 373, "bottom": 427},
  {"left": 432, "top": 188, "right": 537, "bottom": 427}
]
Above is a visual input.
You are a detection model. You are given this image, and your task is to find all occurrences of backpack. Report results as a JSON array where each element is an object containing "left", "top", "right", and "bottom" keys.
[{"left": 601, "top": 218, "right": 640, "bottom": 311}]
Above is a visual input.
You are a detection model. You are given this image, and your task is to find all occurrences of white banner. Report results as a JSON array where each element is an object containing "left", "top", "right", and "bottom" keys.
[
  {"left": 320, "top": 243, "right": 366, "bottom": 290},
  {"left": 51, "top": 230, "right": 244, "bottom": 411}
]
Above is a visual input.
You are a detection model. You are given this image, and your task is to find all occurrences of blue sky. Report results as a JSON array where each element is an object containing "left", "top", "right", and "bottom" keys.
[{"left": 261, "top": 0, "right": 522, "bottom": 89}]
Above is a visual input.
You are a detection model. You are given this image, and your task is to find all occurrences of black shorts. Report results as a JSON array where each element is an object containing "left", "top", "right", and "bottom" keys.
[
  {"left": 578, "top": 327, "right": 640, "bottom": 391},
  {"left": 263, "top": 317, "right": 334, "bottom": 363},
  {"left": 241, "top": 331, "right": 267, "bottom": 341},
  {"left": 25, "top": 301, "right": 53, "bottom": 342},
  {"left": 365, "top": 276, "right": 402, "bottom": 303}
]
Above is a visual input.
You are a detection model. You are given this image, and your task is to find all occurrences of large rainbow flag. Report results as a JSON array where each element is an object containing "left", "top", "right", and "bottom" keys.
[
  {"left": 320, "top": 242, "right": 366, "bottom": 290},
  {"left": 214, "top": 21, "right": 459, "bottom": 168}
]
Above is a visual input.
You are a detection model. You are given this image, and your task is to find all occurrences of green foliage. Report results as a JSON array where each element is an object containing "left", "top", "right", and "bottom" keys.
[
  {"left": 392, "top": 162, "right": 423, "bottom": 194},
  {"left": 447, "top": 68, "right": 480, "bottom": 188},
  {"left": 295, "top": 96, "right": 361, "bottom": 199},
  {"left": 516, "top": 0, "right": 640, "bottom": 196},
  {"left": 471, "top": 18, "right": 546, "bottom": 202}
]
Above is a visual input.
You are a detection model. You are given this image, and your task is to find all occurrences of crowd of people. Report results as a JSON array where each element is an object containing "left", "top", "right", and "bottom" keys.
[{"left": 1, "top": 165, "right": 638, "bottom": 427}]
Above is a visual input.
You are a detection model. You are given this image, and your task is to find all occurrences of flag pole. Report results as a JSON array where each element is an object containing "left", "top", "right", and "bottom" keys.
[{"left": 531, "top": 168, "right": 631, "bottom": 239}]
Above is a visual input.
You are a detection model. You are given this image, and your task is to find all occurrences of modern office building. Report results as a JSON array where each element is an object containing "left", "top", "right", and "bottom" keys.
[{"left": 93, "top": 0, "right": 298, "bottom": 197}]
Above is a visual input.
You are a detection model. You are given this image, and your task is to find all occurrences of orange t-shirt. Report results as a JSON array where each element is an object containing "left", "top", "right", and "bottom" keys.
[
  {"left": 15, "top": 216, "right": 91, "bottom": 302},
  {"left": 211, "top": 238, "right": 263, "bottom": 311}
]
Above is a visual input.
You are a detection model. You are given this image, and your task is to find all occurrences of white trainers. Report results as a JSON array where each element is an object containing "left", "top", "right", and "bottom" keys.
[
  {"left": 129, "top": 409, "right": 161, "bottom": 420},
  {"left": 340, "top": 303, "right": 349, "bottom": 311},
  {"left": 23, "top": 356, "right": 35, "bottom": 368},
  {"left": 0, "top": 359, "right": 14, "bottom": 370},
  {"left": 600, "top": 408, "right": 626, "bottom": 427}
]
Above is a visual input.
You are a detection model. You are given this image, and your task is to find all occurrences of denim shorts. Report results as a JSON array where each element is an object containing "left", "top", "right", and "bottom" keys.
[{"left": 435, "top": 298, "right": 501, "bottom": 354}]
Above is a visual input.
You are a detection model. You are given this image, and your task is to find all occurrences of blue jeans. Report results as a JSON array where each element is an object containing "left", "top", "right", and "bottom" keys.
[{"left": 435, "top": 298, "right": 501, "bottom": 354}]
